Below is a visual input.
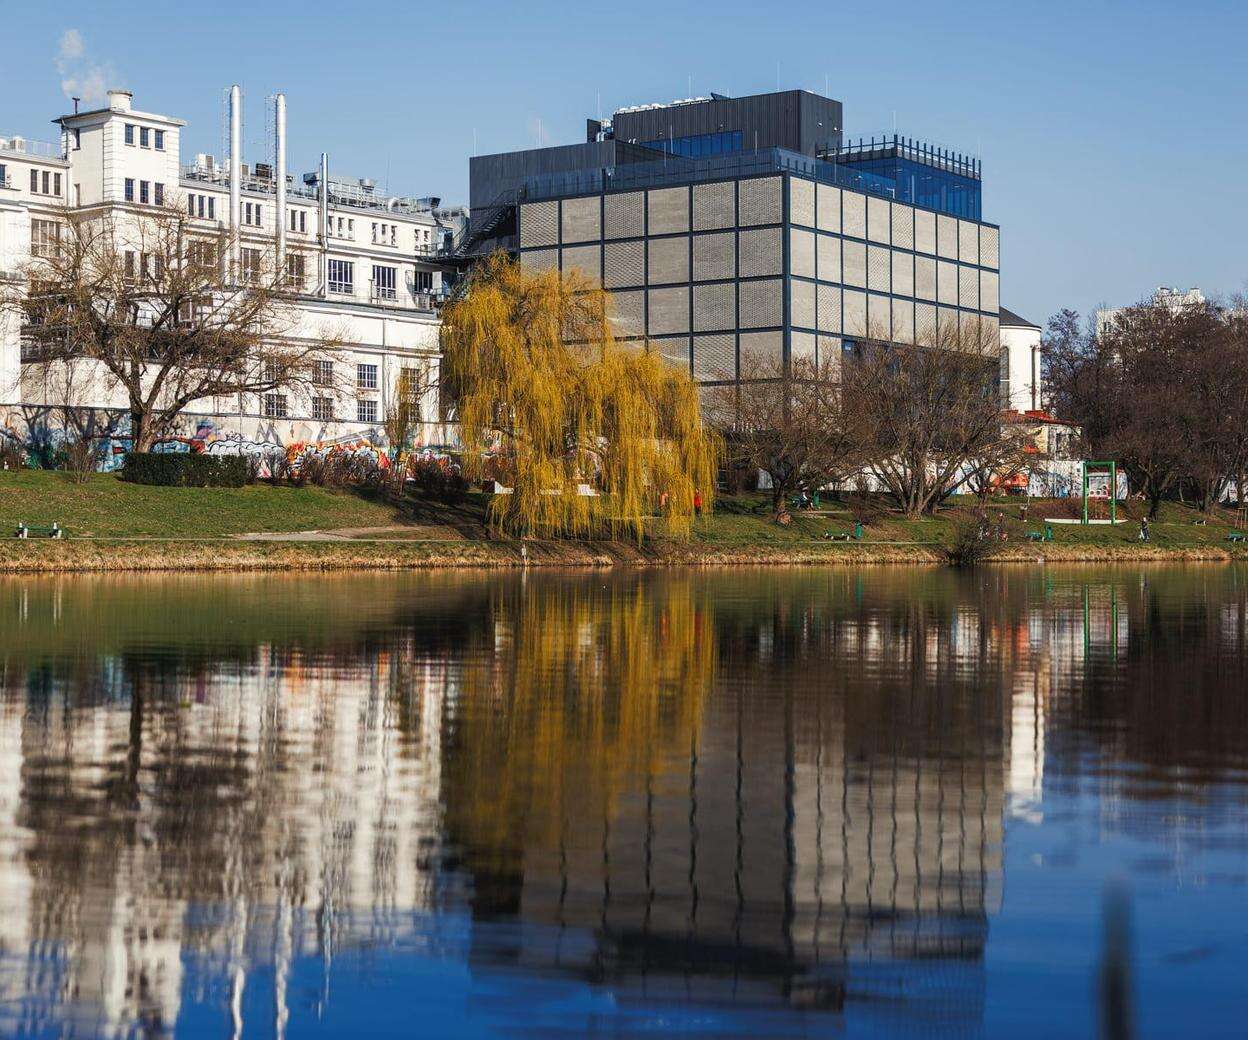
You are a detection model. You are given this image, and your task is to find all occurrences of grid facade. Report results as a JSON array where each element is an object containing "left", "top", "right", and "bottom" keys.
[{"left": 517, "top": 172, "right": 1001, "bottom": 382}]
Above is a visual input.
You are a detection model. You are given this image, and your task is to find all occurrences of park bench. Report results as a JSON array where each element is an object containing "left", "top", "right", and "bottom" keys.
[
  {"left": 1227, "top": 532, "right": 1247, "bottom": 543},
  {"left": 824, "top": 522, "right": 863, "bottom": 542},
  {"left": 1026, "top": 525, "right": 1054, "bottom": 542},
  {"left": 14, "top": 522, "right": 65, "bottom": 540}
]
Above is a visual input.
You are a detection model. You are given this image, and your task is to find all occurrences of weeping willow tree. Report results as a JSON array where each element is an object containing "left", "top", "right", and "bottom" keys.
[{"left": 441, "top": 254, "right": 718, "bottom": 540}]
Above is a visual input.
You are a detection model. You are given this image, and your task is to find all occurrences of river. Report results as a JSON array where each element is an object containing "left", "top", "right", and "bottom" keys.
[{"left": 0, "top": 566, "right": 1245, "bottom": 1038}]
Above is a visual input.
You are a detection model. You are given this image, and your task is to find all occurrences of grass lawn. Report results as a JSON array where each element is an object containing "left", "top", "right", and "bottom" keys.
[
  {"left": 2, "top": 469, "right": 1244, "bottom": 553},
  {"left": 0, "top": 470, "right": 408, "bottom": 538},
  {"left": 688, "top": 493, "right": 1248, "bottom": 551}
]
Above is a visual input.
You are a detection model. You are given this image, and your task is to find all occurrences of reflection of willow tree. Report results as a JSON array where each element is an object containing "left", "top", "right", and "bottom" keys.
[{"left": 443, "top": 575, "right": 714, "bottom": 884}]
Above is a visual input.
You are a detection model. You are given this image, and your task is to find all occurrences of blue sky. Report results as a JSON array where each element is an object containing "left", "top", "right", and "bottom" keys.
[{"left": 6, "top": 0, "right": 1246, "bottom": 326}]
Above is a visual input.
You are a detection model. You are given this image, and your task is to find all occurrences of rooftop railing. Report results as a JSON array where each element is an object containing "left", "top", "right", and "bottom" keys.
[
  {"left": 180, "top": 166, "right": 439, "bottom": 218},
  {"left": 0, "top": 136, "right": 64, "bottom": 159}
]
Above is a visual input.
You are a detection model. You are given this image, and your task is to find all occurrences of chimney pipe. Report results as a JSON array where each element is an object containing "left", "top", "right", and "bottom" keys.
[
  {"left": 229, "top": 84, "right": 242, "bottom": 274},
  {"left": 319, "top": 152, "right": 329, "bottom": 298},
  {"left": 275, "top": 93, "right": 287, "bottom": 276}
]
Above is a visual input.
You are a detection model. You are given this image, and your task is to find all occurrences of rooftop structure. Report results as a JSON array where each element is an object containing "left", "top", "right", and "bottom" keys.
[
  {"left": 460, "top": 86, "right": 1001, "bottom": 387},
  {"left": 461, "top": 90, "right": 983, "bottom": 259}
]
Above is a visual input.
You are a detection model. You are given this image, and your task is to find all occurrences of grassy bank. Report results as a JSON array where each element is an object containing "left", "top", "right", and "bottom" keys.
[{"left": 2, "top": 469, "right": 1246, "bottom": 572}]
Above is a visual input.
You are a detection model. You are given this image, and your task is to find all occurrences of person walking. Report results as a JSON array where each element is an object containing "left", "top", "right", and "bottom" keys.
[
  {"left": 1139, "top": 516, "right": 1150, "bottom": 543},
  {"left": 693, "top": 490, "right": 703, "bottom": 517}
]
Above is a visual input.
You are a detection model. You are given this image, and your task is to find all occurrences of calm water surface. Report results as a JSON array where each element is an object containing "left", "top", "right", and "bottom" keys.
[{"left": 0, "top": 566, "right": 1246, "bottom": 1038}]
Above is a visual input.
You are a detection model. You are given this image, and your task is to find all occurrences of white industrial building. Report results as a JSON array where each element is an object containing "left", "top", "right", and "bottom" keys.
[{"left": 1, "top": 86, "right": 461, "bottom": 460}]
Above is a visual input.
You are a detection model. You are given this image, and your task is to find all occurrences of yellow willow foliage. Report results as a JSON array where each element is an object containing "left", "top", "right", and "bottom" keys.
[
  {"left": 441, "top": 254, "right": 718, "bottom": 540},
  {"left": 442, "top": 576, "right": 714, "bottom": 870}
]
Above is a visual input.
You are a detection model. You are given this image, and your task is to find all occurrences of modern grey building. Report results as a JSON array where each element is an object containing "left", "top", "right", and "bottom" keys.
[{"left": 463, "top": 89, "right": 1000, "bottom": 384}]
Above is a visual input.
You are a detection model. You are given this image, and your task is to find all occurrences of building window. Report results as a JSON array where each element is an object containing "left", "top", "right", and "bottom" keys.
[
  {"left": 0, "top": 163, "right": 7, "bottom": 188},
  {"left": 285, "top": 252, "right": 306, "bottom": 288},
  {"left": 139, "top": 180, "right": 150, "bottom": 204},
  {"left": 186, "top": 195, "right": 194, "bottom": 216},
  {"left": 327, "top": 259, "right": 353, "bottom": 295},
  {"left": 263, "top": 393, "right": 288, "bottom": 419},
  {"left": 413, "top": 270, "right": 433, "bottom": 293},
  {"left": 31, "top": 219, "right": 61, "bottom": 258},
  {"left": 154, "top": 182, "right": 164, "bottom": 206},
  {"left": 400, "top": 367, "right": 424, "bottom": 420},
  {"left": 244, "top": 202, "right": 262, "bottom": 227},
  {"left": 357, "top": 399, "right": 378, "bottom": 424},
  {"left": 312, "top": 397, "right": 334, "bottom": 422},
  {"left": 154, "top": 129, "right": 165, "bottom": 151},
  {"left": 240, "top": 247, "right": 263, "bottom": 282},
  {"left": 53, "top": 172, "right": 61, "bottom": 197},
  {"left": 125, "top": 178, "right": 135, "bottom": 202},
  {"left": 357, "top": 363, "right": 378, "bottom": 391},
  {"left": 314, "top": 360, "right": 334, "bottom": 386},
  {"left": 208, "top": 196, "right": 215, "bottom": 220},
  {"left": 372, "top": 265, "right": 397, "bottom": 300},
  {"left": 188, "top": 239, "right": 217, "bottom": 269},
  {"left": 125, "top": 124, "right": 135, "bottom": 145},
  {"left": 140, "top": 127, "right": 150, "bottom": 148}
]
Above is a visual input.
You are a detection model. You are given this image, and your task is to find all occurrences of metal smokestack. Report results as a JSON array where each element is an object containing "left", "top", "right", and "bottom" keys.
[
  {"left": 228, "top": 84, "right": 242, "bottom": 273},
  {"left": 275, "top": 93, "right": 287, "bottom": 274},
  {"left": 319, "top": 152, "right": 329, "bottom": 298}
]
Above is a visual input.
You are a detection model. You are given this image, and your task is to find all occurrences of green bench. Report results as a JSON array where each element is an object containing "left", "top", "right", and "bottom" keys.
[
  {"left": 824, "top": 521, "right": 863, "bottom": 542},
  {"left": 1026, "top": 524, "right": 1054, "bottom": 542},
  {"left": 1228, "top": 532, "right": 1247, "bottom": 543},
  {"left": 15, "top": 522, "right": 65, "bottom": 540}
]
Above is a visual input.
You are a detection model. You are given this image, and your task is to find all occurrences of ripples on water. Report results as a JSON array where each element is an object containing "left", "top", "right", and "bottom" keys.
[{"left": 0, "top": 567, "right": 1246, "bottom": 1038}]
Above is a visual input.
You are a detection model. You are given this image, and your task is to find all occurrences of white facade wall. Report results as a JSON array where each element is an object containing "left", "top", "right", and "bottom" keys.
[
  {"left": 1001, "top": 318, "right": 1041, "bottom": 413},
  {"left": 2, "top": 89, "right": 451, "bottom": 455}
]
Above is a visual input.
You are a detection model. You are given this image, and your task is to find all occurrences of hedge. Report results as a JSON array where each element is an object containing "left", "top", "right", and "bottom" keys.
[{"left": 120, "top": 452, "right": 251, "bottom": 488}]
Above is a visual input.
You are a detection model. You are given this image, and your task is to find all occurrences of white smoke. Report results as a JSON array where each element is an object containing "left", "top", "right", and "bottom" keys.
[{"left": 55, "top": 29, "right": 118, "bottom": 106}]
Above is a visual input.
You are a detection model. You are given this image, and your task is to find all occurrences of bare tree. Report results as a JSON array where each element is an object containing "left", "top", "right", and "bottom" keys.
[
  {"left": 848, "top": 317, "right": 1018, "bottom": 516},
  {"left": 383, "top": 361, "right": 440, "bottom": 460},
  {"left": 1052, "top": 299, "right": 1248, "bottom": 516},
  {"left": 703, "top": 351, "right": 867, "bottom": 520},
  {"left": 3, "top": 203, "right": 344, "bottom": 453}
]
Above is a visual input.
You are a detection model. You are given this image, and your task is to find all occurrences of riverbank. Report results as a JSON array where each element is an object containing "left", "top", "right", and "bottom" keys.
[{"left": 3, "top": 471, "right": 1246, "bottom": 572}]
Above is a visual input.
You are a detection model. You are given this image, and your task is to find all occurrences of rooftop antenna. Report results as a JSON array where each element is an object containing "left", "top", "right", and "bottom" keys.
[
  {"left": 776, "top": 60, "right": 781, "bottom": 91},
  {"left": 72, "top": 96, "right": 80, "bottom": 114},
  {"left": 473, "top": 127, "right": 478, "bottom": 157},
  {"left": 688, "top": 73, "right": 692, "bottom": 98}
]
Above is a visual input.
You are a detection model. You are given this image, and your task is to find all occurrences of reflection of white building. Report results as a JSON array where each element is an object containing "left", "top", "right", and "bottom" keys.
[
  {"left": 0, "top": 637, "right": 450, "bottom": 1038},
  {"left": 2, "top": 86, "right": 456, "bottom": 454}
]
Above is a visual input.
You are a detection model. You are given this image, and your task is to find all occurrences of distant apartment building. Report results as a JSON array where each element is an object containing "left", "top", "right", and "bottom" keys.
[
  {"left": 1, "top": 87, "right": 459, "bottom": 456},
  {"left": 458, "top": 88, "right": 1001, "bottom": 384},
  {"left": 1095, "top": 286, "right": 1211, "bottom": 337}
]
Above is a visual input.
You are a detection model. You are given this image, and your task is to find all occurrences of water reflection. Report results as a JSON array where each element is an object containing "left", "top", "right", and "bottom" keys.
[{"left": 0, "top": 567, "right": 1245, "bottom": 1037}]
